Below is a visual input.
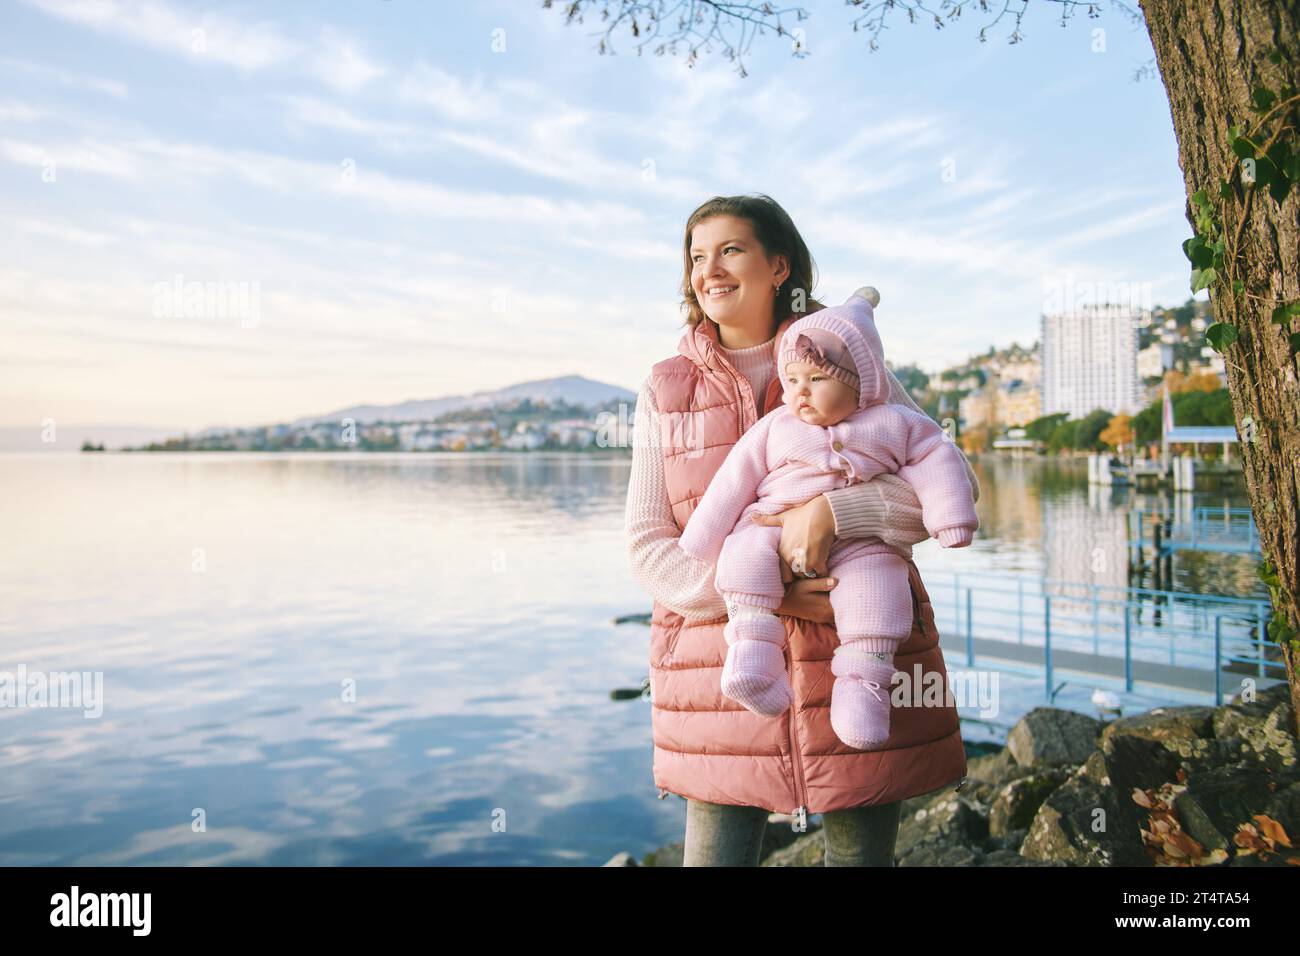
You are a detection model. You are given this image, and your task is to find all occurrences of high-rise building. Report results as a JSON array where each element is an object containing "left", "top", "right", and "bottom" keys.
[{"left": 1041, "top": 304, "right": 1141, "bottom": 418}]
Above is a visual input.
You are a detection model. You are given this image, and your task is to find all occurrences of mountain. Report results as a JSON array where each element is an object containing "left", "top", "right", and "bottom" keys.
[{"left": 291, "top": 375, "right": 636, "bottom": 427}]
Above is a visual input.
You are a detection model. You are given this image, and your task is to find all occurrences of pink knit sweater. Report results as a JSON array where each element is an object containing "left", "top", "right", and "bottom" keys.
[
  {"left": 625, "top": 337, "right": 981, "bottom": 622},
  {"left": 678, "top": 292, "right": 978, "bottom": 565},
  {"left": 678, "top": 401, "right": 978, "bottom": 565}
]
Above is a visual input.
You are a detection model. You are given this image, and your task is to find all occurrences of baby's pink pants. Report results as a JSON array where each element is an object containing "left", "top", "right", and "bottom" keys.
[{"left": 714, "top": 518, "right": 914, "bottom": 649}]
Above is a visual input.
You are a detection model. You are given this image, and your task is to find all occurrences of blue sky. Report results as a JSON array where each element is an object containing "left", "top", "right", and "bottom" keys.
[{"left": 1, "top": 0, "right": 1199, "bottom": 430}]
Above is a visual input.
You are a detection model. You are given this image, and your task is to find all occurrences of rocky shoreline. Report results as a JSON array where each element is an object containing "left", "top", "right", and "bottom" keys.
[{"left": 607, "top": 681, "right": 1298, "bottom": 866}]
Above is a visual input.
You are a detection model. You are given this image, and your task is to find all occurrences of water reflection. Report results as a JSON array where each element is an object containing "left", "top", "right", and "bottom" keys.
[{"left": 0, "top": 452, "right": 1266, "bottom": 865}]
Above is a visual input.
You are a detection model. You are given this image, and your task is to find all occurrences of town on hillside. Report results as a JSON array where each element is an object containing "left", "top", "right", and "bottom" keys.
[{"left": 127, "top": 298, "right": 1228, "bottom": 458}]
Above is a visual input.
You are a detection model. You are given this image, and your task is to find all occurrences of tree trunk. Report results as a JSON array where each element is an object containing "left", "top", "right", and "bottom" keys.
[{"left": 1139, "top": 0, "right": 1300, "bottom": 735}]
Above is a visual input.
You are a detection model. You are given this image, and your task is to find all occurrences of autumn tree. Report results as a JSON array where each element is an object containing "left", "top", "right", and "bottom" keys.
[
  {"left": 1100, "top": 413, "right": 1137, "bottom": 452},
  {"left": 1164, "top": 368, "right": 1228, "bottom": 393},
  {"left": 548, "top": 0, "right": 1300, "bottom": 733}
]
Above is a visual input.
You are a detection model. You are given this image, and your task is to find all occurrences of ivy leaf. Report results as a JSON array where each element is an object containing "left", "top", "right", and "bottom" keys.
[
  {"left": 1232, "top": 279, "right": 1245, "bottom": 295},
  {"left": 1290, "top": 332, "right": 1300, "bottom": 351},
  {"left": 1270, "top": 302, "right": 1300, "bottom": 325},
  {"left": 1191, "top": 188, "right": 1209, "bottom": 206},
  {"left": 1266, "top": 139, "right": 1293, "bottom": 174},
  {"left": 1191, "top": 267, "right": 1218, "bottom": 293},
  {"left": 1220, "top": 179, "right": 1234, "bottom": 200},
  {"left": 1205, "top": 321, "right": 1238, "bottom": 351},
  {"left": 1182, "top": 236, "right": 1215, "bottom": 268},
  {"left": 1251, "top": 87, "right": 1277, "bottom": 112},
  {"left": 1254, "top": 155, "right": 1278, "bottom": 187},
  {"left": 1260, "top": 559, "right": 1279, "bottom": 587},
  {"left": 1269, "top": 175, "right": 1291, "bottom": 204},
  {"left": 1231, "top": 137, "right": 1259, "bottom": 160},
  {"left": 1268, "top": 50, "right": 1283, "bottom": 65}
]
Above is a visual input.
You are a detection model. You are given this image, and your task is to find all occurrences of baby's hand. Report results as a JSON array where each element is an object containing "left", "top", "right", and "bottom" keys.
[{"left": 936, "top": 527, "right": 973, "bottom": 548}]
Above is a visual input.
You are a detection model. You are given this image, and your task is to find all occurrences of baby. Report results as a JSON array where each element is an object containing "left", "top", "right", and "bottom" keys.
[{"left": 678, "top": 287, "right": 978, "bottom": 751}]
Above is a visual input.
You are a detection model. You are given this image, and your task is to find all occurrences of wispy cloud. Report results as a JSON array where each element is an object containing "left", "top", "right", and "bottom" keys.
[
  {"left": 0, "top": 0, "right": 1186, "bottom": 427},
  {"left": 0, "top": 136, "right": 136, "bottom": 176},
  {"left": 0, "top": 55, "right": 128, "bottom": 98},
  {"left": 278, "top": 95, "right": 412, "bottom": 137},
  {"left": 0, "top": 99, "right": 46, "bottom": 122},
  {"left": 20, "top": 0, "right": 383, "bottom": 91},
  {"left": 21, "top": 0, "right": 296, "bottom": 70},
  {"left": 306, "top": 26, "right": 386, "bottom": 93},
  {"left": 396, "top": 60, "right": 506, "bottom": 122}
]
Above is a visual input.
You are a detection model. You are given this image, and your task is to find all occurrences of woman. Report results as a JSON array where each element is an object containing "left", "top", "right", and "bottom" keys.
[{"left": 625, "top": 194, "right": 980, "bottom": 867}]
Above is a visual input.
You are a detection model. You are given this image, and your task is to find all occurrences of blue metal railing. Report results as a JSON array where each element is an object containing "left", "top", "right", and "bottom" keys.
[
  {"left": 925, "top": 569, "right": 1278, "bottom": 706},
  {"left": 1128, "top": 506, "right": 1260, "bottom": 555}
]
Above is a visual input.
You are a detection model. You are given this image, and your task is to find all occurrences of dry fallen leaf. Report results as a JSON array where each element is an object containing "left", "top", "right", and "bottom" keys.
[{"left": 1253, "top": 815, "right": 1292, "bottom": 849}]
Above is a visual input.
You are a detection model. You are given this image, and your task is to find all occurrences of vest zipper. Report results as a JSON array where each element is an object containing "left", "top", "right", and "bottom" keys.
[
  {"left": 786, "top": 644, "right": 809, "bottom": 832},
  {"left": 716, "top": 353, "right": 755, "bottom": 432},
  {"left": 717, "top": 335, "right": 799, "bottom": 822}
]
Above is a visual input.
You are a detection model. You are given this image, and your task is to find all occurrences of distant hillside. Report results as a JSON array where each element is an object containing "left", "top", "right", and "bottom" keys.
[{"left": 292, "top": 375, "right": 636, "bottom": 427}]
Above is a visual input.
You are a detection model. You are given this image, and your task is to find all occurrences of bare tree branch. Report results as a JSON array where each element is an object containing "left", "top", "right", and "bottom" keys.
[
  {"left": 541, "top": 0, "right": 813, "bottom": 77},
  {"left": 543, "top": 0, "right": 1147, "bottom": 74}
]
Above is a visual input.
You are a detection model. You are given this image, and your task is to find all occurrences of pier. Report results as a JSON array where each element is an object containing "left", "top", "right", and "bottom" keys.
[{"left": 925, "top": 570, "right": 1279, "bottom": 706}]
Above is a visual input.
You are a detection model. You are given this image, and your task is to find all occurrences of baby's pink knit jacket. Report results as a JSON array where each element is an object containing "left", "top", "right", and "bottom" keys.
[{"left": 678, "top": 289, "right": 979, "bottom": 564}]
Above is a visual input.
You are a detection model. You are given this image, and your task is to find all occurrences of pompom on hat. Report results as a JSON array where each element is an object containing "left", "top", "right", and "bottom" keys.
[{"left": 779, "top": 286, "right": 889, "bottom": 411}]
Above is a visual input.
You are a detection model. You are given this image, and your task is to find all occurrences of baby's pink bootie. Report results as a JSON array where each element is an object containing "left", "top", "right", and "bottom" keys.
[
  {"left": 720, "top": 614, "right": 794, "bottom": 717},
  {"left": 830, "top": 645, "right": 898, "bottom": 750}
]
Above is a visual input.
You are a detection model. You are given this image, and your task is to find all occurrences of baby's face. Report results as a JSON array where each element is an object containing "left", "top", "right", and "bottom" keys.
[{"left": 783, "top": 360, "right": 858, "bottom": 426}]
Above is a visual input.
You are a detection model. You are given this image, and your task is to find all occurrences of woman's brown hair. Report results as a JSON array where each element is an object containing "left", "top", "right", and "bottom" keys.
[{"left": 679, "top": 193, "right": 826, "bottom": 331}]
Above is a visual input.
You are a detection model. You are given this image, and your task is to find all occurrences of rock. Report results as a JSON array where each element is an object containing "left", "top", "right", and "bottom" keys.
[
  {"left": 1168, "top": 765, "right": 1300, "bottom": 861},
  {"left": 1213, "top": 690, "right": 1297, "bottom": 773},
  {"left": 1171, "top": 766, "right": 1282, "bottom": 854},
  {"left": 762, "top": 831, "right": 825, "bottom": 867},
  {"left": 986, "top": 828, "right": 1029, "bottom": 853},
  {"left": 1099, "top": 729, "right": 1185, "bottom": 863},
  {"left": 896, "top": 795, "right": 988, "bottom": 857},
  {"left": 967, "top": 747, "right": 1037, "bottom": 787},
  {"left": 1007, "top": 708, "right": 1102, "bottom": 768},
  {"left": 1020, "top": 772, "right": 1128, "bottom": 866},
  {"left": 603, "top": 851, "right": 638, "bottom": 866},
  {"left": 631, "top": 684, "right": 1300, "bottom": 867},
  {"left": 1099, "top": 706, "right": 1217, "bottom": 750},
  {"left": 1264, "top": 779, "right": 1300, "bottom": 833},
  {"left": 989, "top": 767, "right": 1074, "bottom": 837},
  {"left": 1077, "top": 750, "right": 1109, "bottom": 785},
  {"left": 640, "top": 841, "right": 683, "bottom": 867},
  {"left": 980, "top": 848, "right": 1066, "bottom": 866},
  {"left": 898, "top": 843, "right": 981, "bottom": 866}
]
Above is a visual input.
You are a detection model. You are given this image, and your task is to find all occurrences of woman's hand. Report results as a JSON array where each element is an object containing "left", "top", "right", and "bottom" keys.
[
  {"left": 774, "top": 575, "right": 837, "bottom": 626},
  {"left": 749, "top": 494, "right": 836, "bottom": 583}
]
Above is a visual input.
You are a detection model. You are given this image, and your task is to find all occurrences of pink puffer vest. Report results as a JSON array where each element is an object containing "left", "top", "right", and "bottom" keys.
[{"left": 647, "top": 311, "right": 968, "bottom": 823}]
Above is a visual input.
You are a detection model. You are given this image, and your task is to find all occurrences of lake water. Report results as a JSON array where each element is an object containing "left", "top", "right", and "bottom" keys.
[{"left": 0, "top": 452, "right": 1263, "bottom": 865}]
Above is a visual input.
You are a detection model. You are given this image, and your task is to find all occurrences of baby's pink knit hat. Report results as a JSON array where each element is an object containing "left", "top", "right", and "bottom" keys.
[
  {"left": 780, "top": 329, "right": 860, "bottom": 394},
  {"left": 778, "top": 286, "right": 889, "bottom": 410}
]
